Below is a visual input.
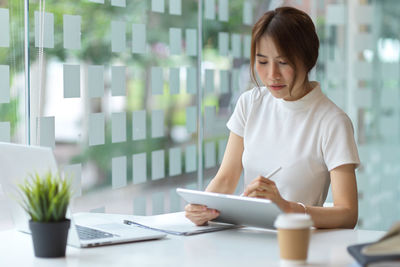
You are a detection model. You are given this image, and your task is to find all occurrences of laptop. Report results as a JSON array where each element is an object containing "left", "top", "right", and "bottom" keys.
[
  {"left": 0, "top": 142, "right": 166, "bottom": 248},
  {"left": 177, "top": 188, "right": 282, "bottom": 229}
]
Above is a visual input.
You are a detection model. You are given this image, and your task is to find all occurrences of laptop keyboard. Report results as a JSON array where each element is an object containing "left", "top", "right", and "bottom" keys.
[{"left": 76, "top": 225, "right": 115, "bottom": 240}]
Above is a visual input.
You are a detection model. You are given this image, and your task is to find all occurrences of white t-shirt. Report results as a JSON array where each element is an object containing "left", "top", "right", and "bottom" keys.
[{"left": 226, "top": 82, "right": 360, "bottom": 206}]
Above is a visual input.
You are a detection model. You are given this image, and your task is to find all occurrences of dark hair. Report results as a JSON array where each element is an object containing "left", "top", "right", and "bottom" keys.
[{"left": 250, "top": 6, "right": 319, "bottom": 89}]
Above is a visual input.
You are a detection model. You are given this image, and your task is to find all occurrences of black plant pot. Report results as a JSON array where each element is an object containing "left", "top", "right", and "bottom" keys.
[{"left": 29, "top": 219, "right": 70, "bottom": 258}]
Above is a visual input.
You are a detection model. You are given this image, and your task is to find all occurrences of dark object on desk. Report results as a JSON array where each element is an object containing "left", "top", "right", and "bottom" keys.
[{"left": 347, "top": 242, "right": 400, "bottom": 267}]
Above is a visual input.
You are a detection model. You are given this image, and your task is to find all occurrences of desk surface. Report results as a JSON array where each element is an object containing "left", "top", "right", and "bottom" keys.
[{"left": 0, "top": 213, "right": 384, "bottom": 267}]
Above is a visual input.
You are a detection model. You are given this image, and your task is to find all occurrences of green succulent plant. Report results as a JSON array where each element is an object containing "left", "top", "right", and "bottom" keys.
[{"left": 18, "top": 172, "right": 72, "bottom": 222}]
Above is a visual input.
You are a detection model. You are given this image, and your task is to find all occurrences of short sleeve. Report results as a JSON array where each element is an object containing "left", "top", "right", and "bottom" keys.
[
  {"left": 226, "top": 92, "right": 250, "bottom": 137},
  {"left": 322, "top": 113, "right": 360, "bottom": 171}
]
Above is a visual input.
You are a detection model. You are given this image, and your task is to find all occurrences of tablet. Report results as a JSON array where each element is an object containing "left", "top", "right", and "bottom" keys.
[{"left": 176, "top": 188, "right": 282, "bottom": 229}]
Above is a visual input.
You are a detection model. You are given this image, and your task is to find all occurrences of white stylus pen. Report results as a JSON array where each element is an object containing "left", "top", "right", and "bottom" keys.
[{"left": 240, "top": 166, "right": 282, "bottom": 196}]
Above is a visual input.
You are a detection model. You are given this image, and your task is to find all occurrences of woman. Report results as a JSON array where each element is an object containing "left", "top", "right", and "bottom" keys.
[{"left": 185, "top": 6, "right": 360, "bottom": 229}]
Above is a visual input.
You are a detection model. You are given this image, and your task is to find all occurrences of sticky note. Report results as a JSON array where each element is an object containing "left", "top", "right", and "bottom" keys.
[
  {"left": 205, "top": 69, "right": 214, "bottom": 94},
  {"left": 220, "top": 70, "right": 229, "bottom": 93},
  {"left": 152, "top": 150, "right": 165, "bottom": 180},
  {"left": 0, "top": 65, "right": 9, "bottom": 103},
  {"left": 169, "top": 147, "right": 182, "bottom": 176},
  {"left": 355, "top": 5, "right": 373, "bottom": 24},
  {"left": 152, "top": 192, "right": 164, "bottom": 215},
  {"left": 111, "top": 0, "right": 126, "bottom": 7},
  {"left": 38, "top": 116, "right": 55, "bottom": 148},
  {"left": 186, "top": 29, "right": 197, "bottom": 56},
  {"left": 204, "top": 106, "right": 215, "bottom": 132},
  {"left": 231, "top": 34, "right": 241, "bottom": 58},
  {"left": 185, "top": 144, "right": 197, "bottom": 173},
  {"left": 205, "top": 141, "right": 216, "bottom": 168},
  {"left": 169, "top": 0, "right": 182, "bottom": 15},
  {"left": 218, "top": 32, "right": 229, "bottom": 56},
  {"left": 133, "top": 153, "right": 147, "bottom": 184},
  {"left": 169, "top": 68, "right": 180, "bottom": 94},
  {"left": 218, "top": 0, "right": 228, "bottom": 22},
  {"left": 88, "top": 65, "right": 104, "bottom": 98},
  {"left": 170, "top": 189, "right": 182, "bottom": 212},
  {"left": 89, "top": 0, "right": 104, "bottom": 3},
  {"left": 89, "top": 113, "right": 105, "bottom": 146},
  {"left": 112, "top": 112, "right": 126, "bottom": 143},
  {"left": 231, "top": 68, "right": 239, "bottom": 92},
  {"left": 186, "top": 106, "right": 197, "bottom": 133},
  {"left": 111, "top": 21, "right": 126, "bottom": 53},
  {"left": 132, "top": 110, "right": 146, "bottom": 140},
  {"left": 326, "top": 4, "right": 345, "bottom": 25},
  {"left": 111, "top": 66, "right": 126, "bottom": 96},
  {"left": 205, "top": 0, "right": 216, "bottom": 20},
  {"left": 186, "top": 67, "right": 197, "bottom": 94},
  {"left": 64, "top": 164, "right": 82, "bottom": 198},
  {"left": 151, "top": 67, "right": 163, "bottom": 95},
  {"left": 63, "top": 64, "right": 80, "bottom": 98},
  {"left": 132, "top": 24, "right": 146, "bottom": 54},
  {"left": 0, "top": 122, "right": 10, "bottom": 142},
  {"left": 218, "top": 139, "right": 227, "bottom": 164},
  {"left": 243, "top": 35, "right": 251, "bottom": 59},
  {"left": 169, "top": 28, "right": 182, "bottom": 55},
  {"left": 243, "top": 1, "right": 253, "bottom": 25},
  {"left": 34, "top": 11, "right": 54, "bottom": 48},
  {"left": 0, "top": 9, "right": 9, "bottom": 47},
  {"left": 133, "top": 196, "right": 146, "bottom": 215},
  {"left": 152, "top": 0, "right": 165, "bottom": 13},
  {"left": 152, "top": 110, "right": 164, "bottom": 138},
  {"left": 112, "top": 156, "right": 127, "bottom": 189},
  {"left": 63, "top": 15, "right": 81, "bottom": 50}
]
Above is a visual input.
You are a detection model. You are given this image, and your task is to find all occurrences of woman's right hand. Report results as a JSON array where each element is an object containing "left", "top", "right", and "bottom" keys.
[{"left": 184, "top": 204, "right": 220, "bottom": 226}]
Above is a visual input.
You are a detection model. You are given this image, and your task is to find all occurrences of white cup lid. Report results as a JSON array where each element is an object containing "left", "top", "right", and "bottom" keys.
[{"left": 274, "top": 213, "right": 313, "bottom": 229}]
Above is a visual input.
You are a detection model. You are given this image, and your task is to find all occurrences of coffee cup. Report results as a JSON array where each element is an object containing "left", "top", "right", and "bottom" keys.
[{"left": 274, "top": 213, "right": 313, "bottom": 265}]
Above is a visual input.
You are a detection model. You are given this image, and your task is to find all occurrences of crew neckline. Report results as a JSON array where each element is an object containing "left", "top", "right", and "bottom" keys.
[{"left": 276, "top": 81, "right": 323, "bottom": 111}]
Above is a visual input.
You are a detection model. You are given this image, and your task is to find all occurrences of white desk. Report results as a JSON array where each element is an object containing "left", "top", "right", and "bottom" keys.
[{"left": 0, "top": 213, "right": 384, "bottom": 267}]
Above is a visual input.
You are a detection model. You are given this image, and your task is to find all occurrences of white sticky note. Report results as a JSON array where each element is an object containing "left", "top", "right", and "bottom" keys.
[
  {"left": 169, "top": 28, "right": 182, "bottom": 55},
  {"left": 89, "top": 0, "right": 104, "bottom": 3},
  {"left": 326, "top": 4, "right": 345, "bottom": 25},
  {"left": 34, "top": 11, "right": 54, "bottom": 48},
  {"left": 112, "top": 156, "right": 127, "bottom": 189},
  {"left": 132, "top": 110, "right": 146, "bottom": 140},
  {"left": 152, "top": 192, "right": 164, "bottom": 215},
  {"left": 0, "top": 9, "right": 9, "bottom": 47},
  {"left": 354, "top": 33, "right": 373, "bottom": 51},
  {"left": 133, "top": 196, "right": 146, "bottom": 215},
  {"left": 355, "top": 5, "right": 373, "bottom": 24},
  {"left": 205, "top": 141, "right": 216, "bottom": 168},
  {"left": 63, "top": 64, "right": 80, "bottom": 98},
  {"left": 169, "top": 147, "right": 182, "bottom": 176},
  {"left": 169, "top": 68, "right": 180, "bottom": 94},
  {"left": 169, "top": 0, "right": 182, "bottom": 15},
  {"left": 243, "top": 1, "right": 253, "bottom": 25},
  {"left": 354, "top": 61, "right": 373, "bottom": 80},
  {"left": 133, "top": 153, "right": 147, "bottom": 184},
  {"left": 111, "top": 0, "right": 126, "bottom": 7},
  {"left": 132, "top": 24, "right": 146, "bottom": 54},
  {"left": 353, "top": 89, "right": 373, "bottom": 108},
  {"left": 112, "top": 66, "right": 126, "bottom": 96},
  {"left": 205, "top": 106, "right": 216, "bottom": 132},
  {"left": 0, "top": 65, "right": 9, "bottom": 103},
  {"left": 231, "top": 68, "right": 239, "bottom": 92},
  {"left": 218, "top": 0, "right": 228, "bottom": 22},
  {"left": 185, "top": 144, "right": 197, "bottom": 173},
  {"left": 218, "top": 139, "right": 227, "bottom": 164},
  {"left": 220, "top": 70, "right": 229, "bottom": 94},
  {"left": 152, "top": 150, "right": 165, "bottom": 180},
  {"left": 243, "top": 35, "right": 251, "bottom": 59},
  {"left": 231, "top": 34, "right": 241, "bottom": 58},
  {"left": 169, "top": 189, "right": 182, "bottom": 212},
  {"left": 112, "top": 21, "right": 126, "bottom": 53},
  {"left": 152, "top": 0, "right": 165, "bottom": 13},
  {"left": 218, "top": 32, "right": 229, "bottom": 56},
  {"left": 64, "top": 164, "right": 82, "bottom": 198},
  {"left": 38, "top": 116, "right": 55, "bottom": 149},
  {"left": 63, "top": 15, "right": 81, "bottom": 50},
  {"left": 151, "top": 67, "right": 163, "bottom": 95},
  {"left": 88, "top": 65, "right": 104, "bottom": 98},
  {"left": 186, "top": 29, "right": 197, "bottom": 56},
  {"left": 205, "top": 69, "right": 214, "bottom": 94},
  {"left": 89, "top": 113, "right": 105, "bottom": 146},
  {"left": 0, "top": 122, "right": 10, "bottom": 142},
  {"left": 152, "top": 110, "right": 164, "bottom": 138},
  {"left": 186, "top": 106, "right": 197, "bottom": 133},
  {"left": 205, "top": 0, "right": 216, "bottom": 20},
  {"left": 186, "top": 67, "right": 197, "bottom": 94},
  {"left": 112, "top": 112, "right": 126, "bottom": 143}
]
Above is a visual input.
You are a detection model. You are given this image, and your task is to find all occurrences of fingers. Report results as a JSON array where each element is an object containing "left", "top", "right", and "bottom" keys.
[
  {"left": 243, "top": 176, "right": 276, "bottom": 197},
  {"left": 185, "top": 204, "right": 220, "bottom": 226}
]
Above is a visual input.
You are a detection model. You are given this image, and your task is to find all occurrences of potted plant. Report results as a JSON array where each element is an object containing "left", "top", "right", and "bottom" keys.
[{"left": 18, "top": 171, "right": 72, "bottom": 258}]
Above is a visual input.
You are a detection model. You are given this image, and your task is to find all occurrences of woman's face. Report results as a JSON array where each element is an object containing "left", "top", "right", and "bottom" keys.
[{"left": 255, "top": 36, "right": 308, "bottom": 101}]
